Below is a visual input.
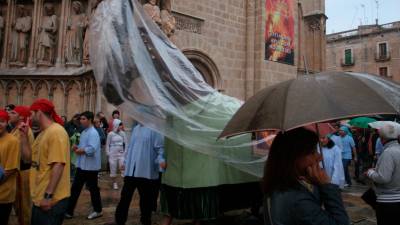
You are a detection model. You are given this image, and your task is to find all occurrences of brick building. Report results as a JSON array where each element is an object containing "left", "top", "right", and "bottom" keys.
[
  {"left": 0, "top": 0, "right": 326, "bottom": 124},
  {"left": 326, "top": 21, "right": 400, "bottom": 82}
]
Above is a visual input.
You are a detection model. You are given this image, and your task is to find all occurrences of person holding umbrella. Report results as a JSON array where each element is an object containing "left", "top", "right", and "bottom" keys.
[{"left": 263, "top": 128, "right": 349, "bottom": 225}]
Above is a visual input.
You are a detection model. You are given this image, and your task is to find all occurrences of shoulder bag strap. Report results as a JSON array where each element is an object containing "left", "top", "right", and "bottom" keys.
[{"left": 263, "top": 196, "right": 274, "bottom": 225}]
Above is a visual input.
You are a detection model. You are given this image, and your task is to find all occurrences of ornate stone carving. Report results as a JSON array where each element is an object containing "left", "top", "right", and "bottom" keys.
[
  {"left": 83, "top": 0, "right": 102, "bottom": 65},
  {"left": 308, "top": 19, "right": 321, "bottom": 31},
  {"left": 173, "top": 12, "right": 204, "bottom": 34},
  {"left": 10, "top": 5, "right": 32, "bottom": 66},
  {"left": 65, "top": 1, "right": 86, "bottom": 66},
  {"left": 160, "top": 0, "right": 171, "bottom": 11},
  {"left": 160, "top": 1, "right": 175, "bottom": 37},
  {"left": 37, "top": 3, "right": 58, "bottom": 66},
  {"left": 143, "top": 0, "right": 162, "bottom": 26}
]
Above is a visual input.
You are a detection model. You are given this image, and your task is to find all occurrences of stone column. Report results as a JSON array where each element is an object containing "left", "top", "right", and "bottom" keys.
[
  {"left": 1, "top": 0, "right": 15, "bottom": 68},
  {"left": 80, "top": 79, "right": 85, "bottom": 112},
  {"left": 87, "top": 78, "right": 92, "bottom": 111},
  {"left": 297, "top": 3, "right": 304, "bottom": 72},
  {"left": 253, "top": 0, "right": 263, "bottom": 93},
  {"left": 55, "top": 0, "right": 69, "bottom": 68},
  {"left": 92, "top": 80, "right": 97, "bottom": 112},
  {"left": 95, "top": 83, "right": 101, "bottom": 112},
  {"left": 17, "top": 83, "right": 23, "bottom": 105},
  {"left": 244, "top": 0, "right": 255, "bottom": 100},
  {"left": 320, "top": 17, "right": 326, "bottom": 71},
  {"left": 86, "top": 79, "right": 91, "bottom": 110},
  {"left": 48, "top": 81, "right": 54, "bottom": 101},
  {"left": 27, "top": 0, "right": 43, "bottom": 67},
  {"left": 64, "top": 92, "right": 69, "bottom": 117}
]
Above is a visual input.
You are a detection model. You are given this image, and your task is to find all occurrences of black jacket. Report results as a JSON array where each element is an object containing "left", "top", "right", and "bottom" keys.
[{"left": 264, "top": 183, "right": 350, "bottom": 225}]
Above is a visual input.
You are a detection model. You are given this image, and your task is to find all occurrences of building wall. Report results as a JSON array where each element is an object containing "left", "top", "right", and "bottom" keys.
[
  {"left": 326, "top": 22, "right": 400, "bottom": 82},
  {"left": 173, "top": 0, "right": 248, "bottom": 99},
  {"left": 173, "top": 0, "right": 326, "bottom": 100},
  {"left": 0, "top": 0, "right": 326, "bottom": 124},
  {"left": 0, "top": 0, "right": 99, "bottom": 121}
]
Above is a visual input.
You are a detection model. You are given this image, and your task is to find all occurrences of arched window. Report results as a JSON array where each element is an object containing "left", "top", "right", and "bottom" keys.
[{"left": 183, "top": 49, "right": 221, "bottom": 90}]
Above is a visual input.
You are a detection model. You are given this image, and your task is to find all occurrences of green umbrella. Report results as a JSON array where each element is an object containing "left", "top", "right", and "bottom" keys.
[{"left": 349, "top": 117, "right": 377, "bottom": 128}]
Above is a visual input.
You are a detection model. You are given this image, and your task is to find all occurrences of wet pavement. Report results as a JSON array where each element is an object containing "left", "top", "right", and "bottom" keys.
[
  {"left": 9, "top": 172, "right": 377, "bottom": 225},
  {"left": 342, "top": 183, "right": 376, "bottom": 225}
]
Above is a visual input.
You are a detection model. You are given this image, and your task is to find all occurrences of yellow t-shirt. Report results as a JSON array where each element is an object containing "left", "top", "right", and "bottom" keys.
[
  {"left": 11, "top": 127, "right": 34, "bottom": 148},
  {"left": 0, "top": 133, "right": 20, "bottom": 203},
  {"left": 30, "top": 123, "right": 70, "bottom": 206}
]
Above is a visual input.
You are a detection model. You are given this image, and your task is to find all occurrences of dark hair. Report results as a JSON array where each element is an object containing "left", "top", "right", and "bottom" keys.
[
  {"left": 112, "top": 110, "right": 120, "bottom": 116},
  {"left": 5, "top": 104, "right": 15, "bottom": 111},
  {"left": 80, "top": 111, "right": 94, "bottom": 122},
  {"left": 263, "top": 128, "right": 319, "bottom": 195},
  {"left": 325, "top": 137, "right": 335, "bottom": 149}
]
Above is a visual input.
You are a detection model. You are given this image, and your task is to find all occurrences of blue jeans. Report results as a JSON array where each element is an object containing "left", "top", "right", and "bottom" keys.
[
  {"left": 31, "top": 198, "right": 68, "bottom": 225},
  {"left": 342, "top": 159, "right": 352, "bottom": 185}
]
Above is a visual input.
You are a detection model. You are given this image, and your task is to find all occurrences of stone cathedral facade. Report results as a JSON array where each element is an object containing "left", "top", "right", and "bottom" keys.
[
  {"left": 0, "top": 0, "right": 326, "bottom": 124},
  {"left": 0, "top": 0, "right": 98, "bottom": 120}
]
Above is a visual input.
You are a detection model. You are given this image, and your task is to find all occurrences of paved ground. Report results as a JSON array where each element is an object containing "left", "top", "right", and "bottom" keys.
[
  {"left": 9, "top": 172, "right": 377, "bottom": 225},
  {"left": 342, "top": 184, "right": 376, "bottom": 225}
]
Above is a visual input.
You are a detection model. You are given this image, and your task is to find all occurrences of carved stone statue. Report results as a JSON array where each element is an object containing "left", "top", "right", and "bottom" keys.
[
  {"left": 38, "top": 3, "right": 58, "bottom": 65},
  {"left": 83, "top": 0, "right": 102, "bottom": 65},
  {"left": 10, "top": 5, "right": 32, "bottom": 65},
  {"left": 143, "top": 0, "right": 162, "bottom": 26},
  {"left": 160, "top": 0, "right": 171, "bottom": 12},
  {"left": 65, "top": 1, "right": 86, "bottom": 66},
  {"left": 160, "top": 1, "right": 175, "bottom": 37}
]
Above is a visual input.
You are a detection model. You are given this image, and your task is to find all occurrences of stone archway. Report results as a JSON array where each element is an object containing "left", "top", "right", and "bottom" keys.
[{"left": 183, "top": 49, "right": 221, "bottom": 90}]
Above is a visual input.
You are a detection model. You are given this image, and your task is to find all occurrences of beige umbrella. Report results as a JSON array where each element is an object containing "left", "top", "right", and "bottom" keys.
[{"left": 220, "top": 71, "right": 400, "bottom": 138}]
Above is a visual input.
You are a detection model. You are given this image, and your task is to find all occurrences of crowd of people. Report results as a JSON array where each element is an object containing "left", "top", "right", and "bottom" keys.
[
  {"left": 262, "top": 121, "right": 400, "bottom": 225},
  {"left": 320, "top": 122, "right": 390, "bottom": 190},
  {"left": 0, "top": 100, "right": 165, "bottom": 225},
  {"left": 0, "top": 98, "right": 399, "bottom": 225}
]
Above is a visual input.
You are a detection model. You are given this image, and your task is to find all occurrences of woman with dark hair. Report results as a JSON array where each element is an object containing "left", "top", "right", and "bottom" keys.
[
  {"left": 321, "top": 135, "right": 345, "bottom": 189},
  {"left": 263, "top": 128, "right": 349, "bottom": 225}
]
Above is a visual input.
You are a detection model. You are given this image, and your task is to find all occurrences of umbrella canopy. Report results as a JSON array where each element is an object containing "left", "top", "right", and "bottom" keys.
[
  {"left": 304, "top": 123, "right": 336, "bottom": 137},
  {"left": 348, "top": 117, "right": 376, "bottom": 128},
  {"left": 220, "top": 72, "right": 400, "bottom": 138}
]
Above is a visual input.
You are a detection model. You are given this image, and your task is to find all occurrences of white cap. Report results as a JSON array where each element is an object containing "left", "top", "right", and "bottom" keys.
[{"left": 369, "top": 121, "right": 400, "bottom": 140}]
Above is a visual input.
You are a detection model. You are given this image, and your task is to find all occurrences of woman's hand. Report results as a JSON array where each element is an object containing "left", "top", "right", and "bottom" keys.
[{"left": 305, "top": 163, "right": 330, "bottom": 186}]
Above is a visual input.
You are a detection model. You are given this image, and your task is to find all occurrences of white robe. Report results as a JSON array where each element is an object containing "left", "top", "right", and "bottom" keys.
[{"left": 322, "top": 145, "right": 345, "bottom": 188}]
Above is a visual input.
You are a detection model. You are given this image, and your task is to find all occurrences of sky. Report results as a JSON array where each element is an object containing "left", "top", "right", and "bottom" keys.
[{"left": 326, "top": 0, "right": 400, "bottom": 34}]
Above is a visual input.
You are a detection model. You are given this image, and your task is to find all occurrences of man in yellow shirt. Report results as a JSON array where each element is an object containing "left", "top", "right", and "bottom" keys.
[
  {"left": 9, "top": 105, "right": 34, "bottom": 225},
  {"left": 19, "top": 99, "right": 70, "bottom": 225},
  {"left": 0, "top": 110, "right": 20, "bottom": 225}
]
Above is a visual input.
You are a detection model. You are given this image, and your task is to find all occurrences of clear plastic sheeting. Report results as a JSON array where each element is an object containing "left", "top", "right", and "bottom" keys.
[{"left": 90, "top": 0, "right": 266, "bottom": 177}]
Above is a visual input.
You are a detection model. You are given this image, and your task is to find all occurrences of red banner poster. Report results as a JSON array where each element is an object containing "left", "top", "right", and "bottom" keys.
[{"left": 265, "top": 0, "right": 295, "bottom": 65}]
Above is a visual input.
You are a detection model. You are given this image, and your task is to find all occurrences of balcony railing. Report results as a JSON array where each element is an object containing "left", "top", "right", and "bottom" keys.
[
  {"left": 375, "top": 52, "right": 391, "bottom": 62},
  {"left": 341, "top": 58, "right": 355, "bottom": 67}
]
